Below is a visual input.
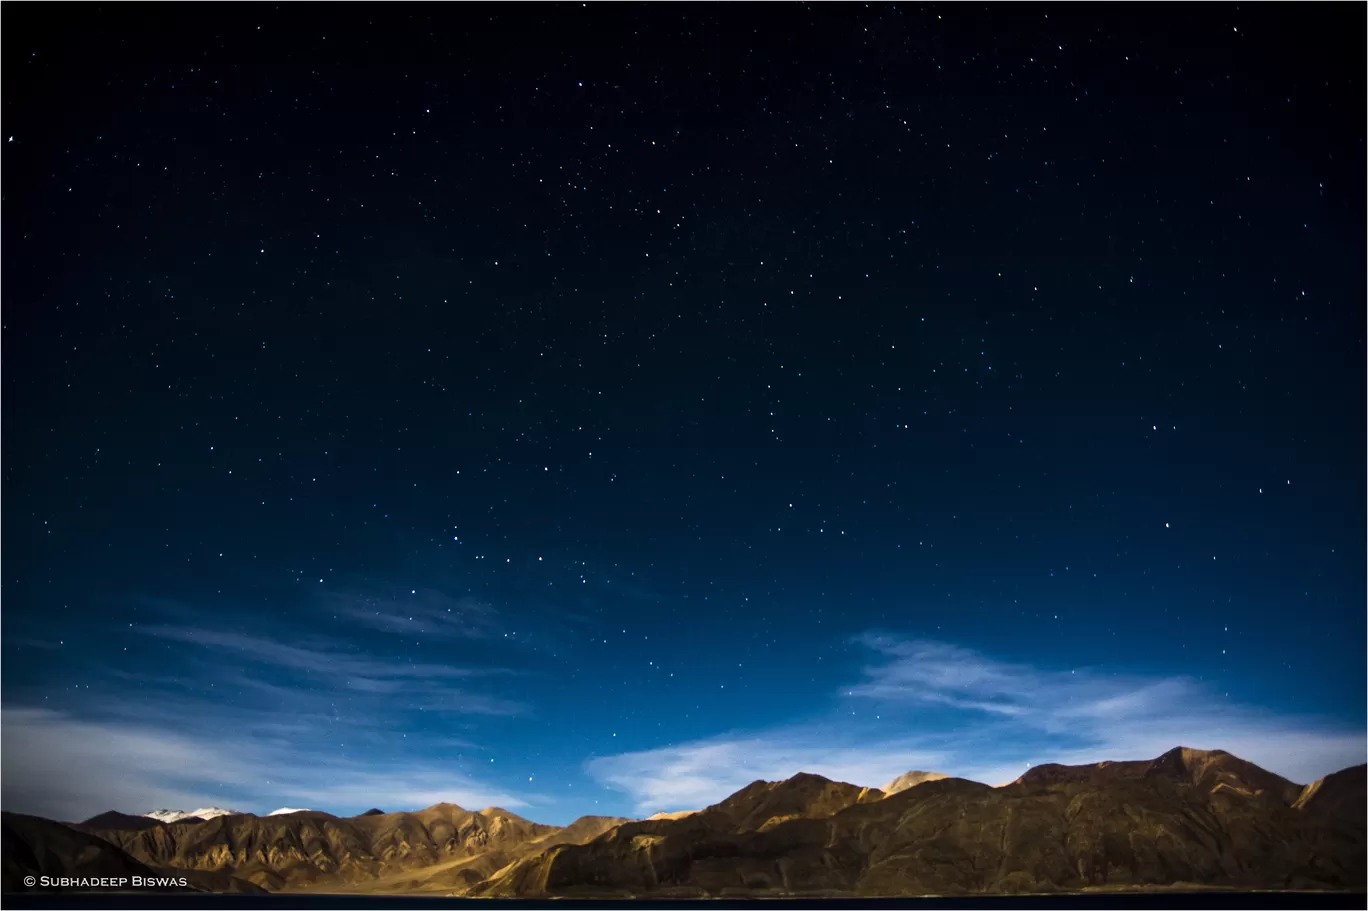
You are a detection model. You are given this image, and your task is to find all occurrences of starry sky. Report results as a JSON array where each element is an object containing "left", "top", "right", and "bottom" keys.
[{"left": 3, "top": 4, "right": 1364, "bottom": 825}]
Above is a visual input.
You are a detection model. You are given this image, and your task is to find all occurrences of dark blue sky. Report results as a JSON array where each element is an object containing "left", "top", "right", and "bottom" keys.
[{"left": 3, "top": 3, "right": 1364, "bottom": 824}]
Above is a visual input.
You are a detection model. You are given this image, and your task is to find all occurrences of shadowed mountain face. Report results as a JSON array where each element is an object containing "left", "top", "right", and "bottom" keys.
[
  {"left": 77, "top": 812, "right": 164, "bottom": 832},
  {"left": 1013, "top": 747, "right": 1306, "bottom": 803},
  {"left": 4, "top": 812, "right": 163, "bottom": 892},
  {"left": 1293, "top": 763, "right": 1367, "bottom": 819},
  {"left": 2, "top": 812, "right": 265, "bottom": 894},
  {"left": 7, "top": 749, "right": 1365, "bottom": 897},
  {"left": 704, "top": 771, "right": 886, "bottom": 832},
  {"left": 470, "top": 749, "right": 1367, "bottom": 898}
]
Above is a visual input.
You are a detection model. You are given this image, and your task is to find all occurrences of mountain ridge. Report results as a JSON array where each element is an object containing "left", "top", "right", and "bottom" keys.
[
  {"left": 143, "top": 807, "right": 241, "bottom": 824},
  {"left": 11, "top": 747, "right": 1364, "bottom": 897},
  {"left": 469, "top": 748, "right": 1366, "bottom": 898},
  {"left": 89, "top": 802, "right": 628, "bottom": 892},
  {"left": 2, "top": 811, "right": 267, "bottom": 894},
  {"left": 881, "top": 769, "right": 950, "bottom": 795}
]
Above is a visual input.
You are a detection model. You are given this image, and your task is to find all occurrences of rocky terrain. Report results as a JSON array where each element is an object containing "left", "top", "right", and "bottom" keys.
[
  {"left": 4, "top": 747, "right": 1363, "bottom": 897},
  {"left": 881, "top": 770, "right": 950, "bottom": 795},
  {"left": 2, "top": 811, "right": 264, "bottom": 893},
  {"left": 85, "top": 803, "right": 628, "bottom": 892},
  {"left": 472, "top": 748, "right": 1365, "bottom": 898}
]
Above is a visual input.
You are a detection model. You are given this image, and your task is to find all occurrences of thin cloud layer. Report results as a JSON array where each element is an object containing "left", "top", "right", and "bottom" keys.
[
  {"left": 1, "top": 600, "right": 537, "bottom": 822},
  {"left": 138, "top": 625, "right": 524, "bottom": 716},
  {"left": 140, "top": 625, "right": 495, "bottom": 681},
  {"left": 0, "top": 707, "right": 531, "bottom": 823},
  {"left": 588, "top": 736, "right": 950, "bottom": 815},
  {"left": 327, "top": 590, "right": 503, "bottom": 639},
  {"left": 589, "top": 635, "right": 1366, "bottom": 814}
]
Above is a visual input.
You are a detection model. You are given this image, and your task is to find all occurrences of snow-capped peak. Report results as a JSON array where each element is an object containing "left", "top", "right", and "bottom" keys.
[
  {"left": 143, "top": 807, "right": 240, "bottom": 823},
  {"left": 267, "top": 807, "right": 313, "bottom": 816}
]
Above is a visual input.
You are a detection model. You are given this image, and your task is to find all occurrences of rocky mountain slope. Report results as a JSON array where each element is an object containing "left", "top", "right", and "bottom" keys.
[
  {"left": 702, "top": 771, "right": 886, "bottom": 832},
  {"left": 89, "top": 802, "right": 629, "bottom": 892},
  {"left": 78, "top": 811, "right": 164, "bottom": 832},
  {"left": 470, "top": 748, "right": 1366, "bottom": 898},
  {"left": 2, "top": 812, "right": 264, "bottom": 894},
  {"left": 882, "top": 769, "right": 949, "bottom": 795},
  {"left": 646, "top": 810, "right": 699, "bottom": 821},
  {"left": 8, "top": 747, "right": 1364, "bottom": 897}
]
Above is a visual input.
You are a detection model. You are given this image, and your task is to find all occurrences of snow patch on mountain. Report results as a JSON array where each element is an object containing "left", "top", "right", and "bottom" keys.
[
  {"left": 267, "top": 807, "right": 313, "bottom": 816},
  {"left": 143, "top": 807, "right": 240, "bottom": 823}
]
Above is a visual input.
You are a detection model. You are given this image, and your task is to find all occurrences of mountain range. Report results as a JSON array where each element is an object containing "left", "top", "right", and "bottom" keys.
[
  {"left": 3, "top": 747, "right": 1363, "bottom": 896},
  {"left": 142, "top": 807, "right": 239, "bottom": 825}
]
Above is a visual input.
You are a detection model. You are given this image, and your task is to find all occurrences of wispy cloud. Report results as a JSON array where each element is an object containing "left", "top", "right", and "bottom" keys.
[
  {"left": 588, "top": 635, "right": 1367, "bottom": 814},
  {"left": 0, "top": 707, "right": 530, "bottom": 823},
  {"left": 137, "top": 625, "right": 523, "bottom": 716},
  {"left": 2, "top": 607, "right": 537, "bottom": 821},
  {"left": 326, "top": 590, "right": 502, "bottom": 639},
  {"left": 588, "top": 735, "right": 949, "bottom": 815},
  {"left": 846, "top": 635, "right": 1199, "bottom": 732},
  {"left": 141, "top": 626, "right": 491, "bottom": 681}
]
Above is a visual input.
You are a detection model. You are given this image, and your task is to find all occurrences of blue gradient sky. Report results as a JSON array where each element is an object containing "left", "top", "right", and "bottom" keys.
[{"left": 3, "top": 4, "right": 1364, "bottom": 824}]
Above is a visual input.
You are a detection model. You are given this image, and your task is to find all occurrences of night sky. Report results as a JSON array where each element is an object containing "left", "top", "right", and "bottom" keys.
[{"left": 3, "top": 3, "right": 1364, "bottom": 825}]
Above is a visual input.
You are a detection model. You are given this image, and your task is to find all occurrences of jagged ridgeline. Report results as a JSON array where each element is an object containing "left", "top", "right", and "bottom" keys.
[{"left": 3, "top": 748, "right": 1364, "bottom": 896}]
